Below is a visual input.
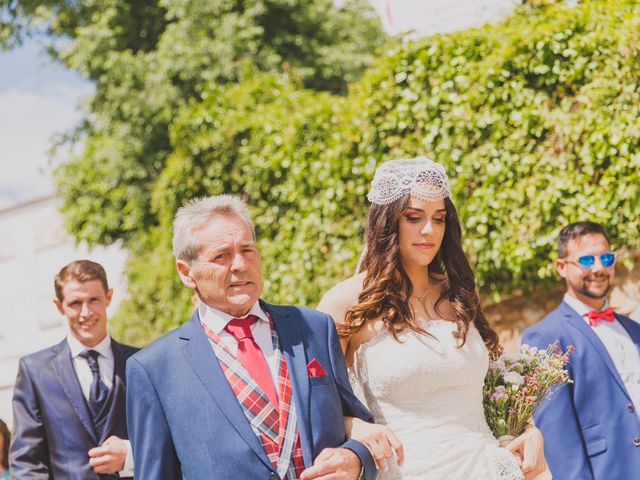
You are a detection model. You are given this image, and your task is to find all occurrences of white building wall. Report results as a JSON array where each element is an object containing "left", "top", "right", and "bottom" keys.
[{"left": 0, "top": 195, "right": 127, "bottom": 424}]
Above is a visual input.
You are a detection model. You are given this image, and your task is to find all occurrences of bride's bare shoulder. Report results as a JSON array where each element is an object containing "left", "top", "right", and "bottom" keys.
[{"left": 316, "top": 272, "right": 365, "bottom": 325}]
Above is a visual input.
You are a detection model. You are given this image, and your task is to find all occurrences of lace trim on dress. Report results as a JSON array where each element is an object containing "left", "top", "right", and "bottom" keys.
[{"left": 488, "top": 446, "right": 525, "bottom": 480}]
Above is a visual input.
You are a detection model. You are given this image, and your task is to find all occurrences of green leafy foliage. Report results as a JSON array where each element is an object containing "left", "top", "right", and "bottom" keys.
[
  {"left": 2, "top": 0, "right": 385, "bottom": 343},
  {"left": 10, "top": 0, "right": 640, "bottom": 344},
  {"left": 116, "top": 0, "right": 640, "bottom": 344},
  {"left": 114, "top": 0, "right": 640, "bottom": 344},
  {"left": 332, "top": 0, "right": 640, "bottom": 296},
  {"left": 1, "top": 0, "right": 385, "bottom": 245},
  {"left": 111, "top": 73, "right": 377, "bottom": 342}
]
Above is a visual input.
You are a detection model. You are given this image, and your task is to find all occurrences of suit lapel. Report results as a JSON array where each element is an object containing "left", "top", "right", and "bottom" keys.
[
  {"left": 52, "top": 340, "right": 98, "bottom": 443},
  {"left": 617, "top": 315, "right": 640, "bottom": 352},
  {"left": 264, "top": 302, "right": 313, "bottom": 468},
  {"left": 180, "top": 311, "right": 273, "bottom": 470},
  {"left": 562, "top": 302, "right": 631, "bottom": 400}
]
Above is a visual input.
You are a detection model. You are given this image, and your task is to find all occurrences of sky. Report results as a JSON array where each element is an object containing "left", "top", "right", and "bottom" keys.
[
  {"left": 370, "top": 0, "right": 517, "bottom": 36},
  {"left": 0, "top": 0, "right": 517, "bottom": 210},
  {"left": 0, "top": 40, "right": 92, "bottom": 209}
]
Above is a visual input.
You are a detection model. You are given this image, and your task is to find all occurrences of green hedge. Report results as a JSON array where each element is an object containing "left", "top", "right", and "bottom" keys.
[{"left": 111, "top": 0, "right": 640, "bottom": 344}]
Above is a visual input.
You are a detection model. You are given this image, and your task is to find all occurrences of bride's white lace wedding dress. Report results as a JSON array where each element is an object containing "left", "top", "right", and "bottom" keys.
[{"left": 350, "top": 319, "right": 524, "bottom": 480}]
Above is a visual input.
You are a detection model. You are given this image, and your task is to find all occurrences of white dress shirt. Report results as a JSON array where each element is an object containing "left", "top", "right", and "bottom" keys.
[
  {"left": 67, "top": 334, "right": 134, "bottom": 476},
  {"left": 564, "top": 293, "right": 640, "bottom": 419},
  {"left": 199, "top": 301, "right": 279, "bottom": 395}
]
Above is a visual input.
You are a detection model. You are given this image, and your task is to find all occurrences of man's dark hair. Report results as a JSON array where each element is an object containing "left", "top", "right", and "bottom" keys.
[
  {"left": 0, "top": 417, "right": 9, "bottom": 470},
  {"left": 557, "top": 222, "right": 611, "bottom": 258},
  {"left": 54, "top": 260, "right": 109, "bottom": 302}
]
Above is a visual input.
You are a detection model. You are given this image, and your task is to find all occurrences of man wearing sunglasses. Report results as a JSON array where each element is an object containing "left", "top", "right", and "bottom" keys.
[{"left": 522, "top": 221, "right": 640, "bottom": 480}]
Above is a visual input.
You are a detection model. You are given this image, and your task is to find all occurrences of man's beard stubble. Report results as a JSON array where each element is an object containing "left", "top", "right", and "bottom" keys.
[{"left": 577, "top": 272, "right": 611, "bottom": 300}]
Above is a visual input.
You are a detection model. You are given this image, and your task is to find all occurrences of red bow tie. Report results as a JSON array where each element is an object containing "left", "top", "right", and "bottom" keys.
[{"left": 586, "top": 308, "right": 615, "bottom": 326}]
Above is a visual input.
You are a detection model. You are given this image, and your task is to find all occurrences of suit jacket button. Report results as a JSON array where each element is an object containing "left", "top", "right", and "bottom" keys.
[
  {"left": 634, "top": 437, "right": 640, "bottom": 447},
  {"left": 628, "top": 403, "right": 635, "bottom": 413}
]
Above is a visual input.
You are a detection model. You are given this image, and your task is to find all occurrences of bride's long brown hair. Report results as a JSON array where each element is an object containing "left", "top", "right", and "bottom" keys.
[{"left": 337, "top": 195, "right": 500, "bottom": 356}]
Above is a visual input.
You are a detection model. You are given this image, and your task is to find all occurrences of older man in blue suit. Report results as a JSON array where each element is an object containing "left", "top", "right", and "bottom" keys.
[
  {"left": 10, "top": 260, "right": 138, "bottom": 479},
  {"left": 522, "top": 221, "right": 640, "bottom": 479},
  {"left": 126, "top": 195, "right": 378, "bottom": 480}
]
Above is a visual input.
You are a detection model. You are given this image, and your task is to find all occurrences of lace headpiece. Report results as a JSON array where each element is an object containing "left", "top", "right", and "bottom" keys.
[
  {"left": 366, "top": 156, "right": 451, "bottom": 205},
  {"left": 356, "top": 156, "right": 451, "bottom": 274}
]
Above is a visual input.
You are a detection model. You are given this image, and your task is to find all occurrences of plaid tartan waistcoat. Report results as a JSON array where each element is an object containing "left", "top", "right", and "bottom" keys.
[{"left": 202, "top": 316, "right": 305, "bottom": 480}]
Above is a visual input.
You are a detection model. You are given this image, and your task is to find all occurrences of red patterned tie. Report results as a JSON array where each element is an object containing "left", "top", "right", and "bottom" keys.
[
  {"left": 225, "top": 315, "right": 279, "bottom": 407},
  {"left": 586, "top": 307, "right": 615, "bottom": 327}
]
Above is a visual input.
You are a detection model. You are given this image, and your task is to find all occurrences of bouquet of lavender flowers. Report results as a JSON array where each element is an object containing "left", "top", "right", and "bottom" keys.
[{"left": 483, "top": 341, "right": 573, "bottom": 441}]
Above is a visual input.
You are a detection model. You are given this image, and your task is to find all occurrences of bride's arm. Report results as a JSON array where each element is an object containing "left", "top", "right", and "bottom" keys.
[
  {"left": 343, "top": 417, "right": 405, "bottom": 471},
  {"left": 316, "top": 279, "right": 357, "bottom": 356},
  {"left": 318, "top": 277, "right": 405, "bottom": 471}
]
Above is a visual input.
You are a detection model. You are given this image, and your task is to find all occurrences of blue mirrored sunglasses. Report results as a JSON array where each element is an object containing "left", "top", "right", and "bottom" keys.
[{"left": 567, "top": 252, "right": 617, "bottom": 269}]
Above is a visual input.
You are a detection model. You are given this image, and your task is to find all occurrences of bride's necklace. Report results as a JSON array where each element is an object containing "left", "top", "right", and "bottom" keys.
[
  {"left": 413, "top": 284, "right": 437, "bottom": 303},
  {"left": 412, "top": 285, "right": 437, "bottom": 316},
  {"left": 414, "top": 288, "right": 429, "bottom": 304}
]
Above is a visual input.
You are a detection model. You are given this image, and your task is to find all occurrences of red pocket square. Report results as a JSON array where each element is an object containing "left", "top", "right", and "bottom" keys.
[{"left": 307, "top": 358, "right": 326, "bottom": 377}]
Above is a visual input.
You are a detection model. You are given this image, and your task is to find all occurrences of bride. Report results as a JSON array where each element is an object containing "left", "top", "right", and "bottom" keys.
[{"left": 316, "top": 157, "right": 549, "bottom": 480}]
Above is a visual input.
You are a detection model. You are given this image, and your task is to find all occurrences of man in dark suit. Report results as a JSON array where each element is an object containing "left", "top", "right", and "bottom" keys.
[
  {"left": 126, "top": 195, "right": 377, "bottom": 479},
  {"left": 10, "top": 260, "right": 138, "bottom": 479},
  {"left": 522, "top": 221, "right": 640, "bottom": 479}
]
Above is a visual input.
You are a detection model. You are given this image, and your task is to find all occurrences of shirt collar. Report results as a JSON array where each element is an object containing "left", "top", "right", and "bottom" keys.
[
  {"left": 199, "top": 300, "right": 269, "bottom": 335},
  {"left": 563, "top": 293, "right": 610, "bottom": 320},
  {"left": 67, "top": 333, "right": 113, "bottom": 359}
]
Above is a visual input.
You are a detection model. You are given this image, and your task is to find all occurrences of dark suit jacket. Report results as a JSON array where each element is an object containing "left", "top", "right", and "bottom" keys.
[
  {"left": 126, "top": 302, "right": 376, "bottom": 480},
  {"left": 522, "top": 301, "right": 640, "bottom": 480},
  {"left": 10, "top": 337, "right": 139, "bottom": 479}
]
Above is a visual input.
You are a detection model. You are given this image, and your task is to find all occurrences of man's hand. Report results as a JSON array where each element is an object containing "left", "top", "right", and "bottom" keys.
[
  {"left": 344, "top": 417, "right": 404, "bottom": 471},
  {"left": 299, "top": 447, "right": 362, "bottom": 480},
  {"left": 88, "top": 435, "right": 128, "bottom": 474},
  {"left": 505, "top": 426, "right": 550, "bottom": 479}
]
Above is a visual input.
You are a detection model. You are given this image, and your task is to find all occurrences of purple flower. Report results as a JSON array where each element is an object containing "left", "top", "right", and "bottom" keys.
[
  {"left": 491, "top": 385, "right": 509, "bottom": 401},
  {"left": 508, "top": 362, "right": 523, "bottom": 372}
]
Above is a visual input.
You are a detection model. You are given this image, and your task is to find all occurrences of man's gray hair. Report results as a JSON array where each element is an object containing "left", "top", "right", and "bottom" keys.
[{"left": 172, "top": 195, "right": 255, "bottom": 262}]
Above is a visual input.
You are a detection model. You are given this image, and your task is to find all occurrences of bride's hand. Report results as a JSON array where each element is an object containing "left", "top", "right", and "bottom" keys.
[
  {"left": 505, "top": 425, "right": 550, "bottom": 479},
  {"left": 344, "top": 417, "right": 404, "bottom": 471}
]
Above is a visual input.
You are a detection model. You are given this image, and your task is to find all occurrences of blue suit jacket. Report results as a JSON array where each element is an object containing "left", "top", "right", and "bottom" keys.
[
  {"left": 126, "top": 302, "right": 376, "bottom": 480},
  {"left": 10, "top": 338, "right": 138, "bottom": 479},
  {"left": 522, "top": 301, "right": 640, "bottom": 479}
]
